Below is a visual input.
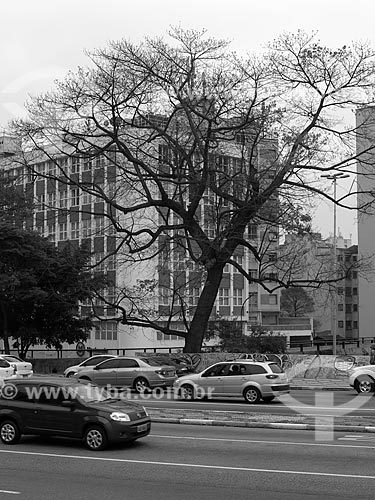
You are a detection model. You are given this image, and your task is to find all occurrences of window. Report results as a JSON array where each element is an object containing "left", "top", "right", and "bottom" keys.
[
  {"left": 59, "top": 190, "right": 68, "bottom": 208},
  {"left": 338, "top": 303, "right": 344, "bottom": 311},
  {"left": 346, "top": 304, "right": 352, "bottom": 313},
  {"left": 48, "top": 162, "right": 57, "bottom": 176},
  {"left": 94, "top": 252, "right": 105, "bottom": 272},
  {"left": 94, "top": 358, "right": 119, "bottom": 369},
  {"left": 36, "top": 194, "right": 45, "bottom": 210},
  {"left": 353, "top": 321, "right": 358, "bottom": 329},
  {"left": 82, "top": 220, "right": 92, "bottom": 238},
  {"left": 268, "top": 253, "right": 277, "bottom": 262},
  {"left": 353, "top": 287, "right": 358, "bottom": 295},
  {"left": 246, "top": 365, "right": 267, "bottom": 375},
  {"left": 118, "top": 359, "right": 139, "bottom": 368},
  {"left": 189, "top": 287, "right": 200, "bottom": 306},
  {"left": 71, "top": 221, "right": 80, "bottom": 240},
  {"left": 232, "top": 255, "right": 243, "bottom": 272},
  {"left": 261, "top": 294, "right": 277, "bottom": 305},
  {"left": 345, "top": 287, "right": 352, "bottom": 297},
  {"left": 95, "top": 154, "right": 106, "bottom": 168},
  {"left": 248, "top": 224, "right": 258, "bottom": 239},
  {"left": 93, "top": 323, "right": 117, "bottom": 341},
  {"left": 71, "top": 156, "right": 80, "bottom": 174},
  {"left": 59, "top": 223, "right": 67, "bottom": 240},
  {"left": 95, "top": 217, "right": 105, "bottom": 236},
  {"left": 47, "top": 192, "right": 56, "bottom": 207},
  {"left": 83, "top": 157, "right": 93, "bottom": 171},
  {"left": 352, "top": 271, "right": 358, "bottom": 279},
  {"left": 353, "top": 304, "right": 358, "bottom": 312},
  {"left": 47, "top": 224, "right": 56, "bottom": 242},
  {"left": 159, "top": 144, "right": 171, "bottom": 164},
  {"left": 233, "top": 288, "right": 243, "bottom": 306},
  {"left": 71, "top": 188, "right": 80, "bottom": 206},
  {"left": 218, "top": 288, "right": 229, "bottom": 306},
  {"left": 83, "top": 191, "right": 92, "bottom": 205},
  {"left": 338, "top": 321, "right": 344, "bottom": 328},
  {"left": 346, "top": 320, "right": 352, "bottom": 330},
  {"left": 159, "top": 288, "right": 170, "bottom": 306},
  {"left": 106, "top": 254, "right": 116, "bottom": 271}
]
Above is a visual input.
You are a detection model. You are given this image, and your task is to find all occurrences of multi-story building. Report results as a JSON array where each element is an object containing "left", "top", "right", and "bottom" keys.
[
  {"left": 0, "top": 130, "right": 282, "bottom": 353},
  {"left": 280, "top": 232, "right": 358, "bottom": 342},
  {"left": 356, "top": 106, "right": 375, "bottom": 340}
]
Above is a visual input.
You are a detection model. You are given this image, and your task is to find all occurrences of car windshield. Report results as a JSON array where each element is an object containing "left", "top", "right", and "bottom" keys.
[{"left": 73, "top": 384, "right": 119, "bottom": 403}]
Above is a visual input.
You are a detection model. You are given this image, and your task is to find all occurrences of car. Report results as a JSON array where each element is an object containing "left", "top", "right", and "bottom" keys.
[
  {"left": 173, "top": 360, "right": 290, "bottom": 403},
  {"left": 63, "top": 355, "right": 118, "bottom": 378},
  {"left": 0, "top": 377, "right": 151, "bottom": 451},
  {"left": 76, "top": 356, "right": 177, "bottom": 393},
  {"left": 349, "top": 364, "right": 375, "bottom": 393},
  {"left": 0, "top": 358, "right": 17, "bottom": 381},
  {"left": 0, "top": 355, "right": 33, "bottom": 378}
]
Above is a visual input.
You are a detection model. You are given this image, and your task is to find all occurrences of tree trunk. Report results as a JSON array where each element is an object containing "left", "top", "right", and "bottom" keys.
[
  {"left": 0, "top": 303, "right": 10, "bottom": 354},
  {"left": 184, "top": 264, "right": 224, "bottom": 353}
]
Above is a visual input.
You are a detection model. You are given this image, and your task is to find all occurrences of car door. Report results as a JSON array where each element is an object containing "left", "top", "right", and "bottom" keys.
[
  {"left": 0, "top": 359, "right": 14, "bottom": 379},
  {"left": 91, "top": 358, "right": 120, "bottom": 385},
  {"left": 115, "top": 359, "right": 140, "bottom": 387},
  {"left": 28, "top": 384, "right": 83, "bottom": 435},
  {"left": 196, "top": 363, "right": 227, "bottom": 398},
  {"left": 222, "top": 363, "right": 249, "bottom": 396}
]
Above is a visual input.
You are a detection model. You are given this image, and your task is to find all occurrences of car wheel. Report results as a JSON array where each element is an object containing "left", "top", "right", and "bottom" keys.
[
  {"left": 243, "top": 387, "right": 261, "bottom": 404},
  {"left": 134, "top": 377, "right": 150, "bottom": 393},
  {"left": 84, "top": 426, "right": 108, "bottom": 451},
  {"left": 66, "top": 372, "right": 75, "bottom": 378},
  {"left": 179, "top": 384, "right": 195, "bottom": 400},
  {"left": 262, "top": 396, "right": 275, "bottom": 402},
  {"left": 0, "top": 420, "right": 21, "bottom": 445},
  {"left": 354, "top": 377, "right": 374, "bottom": 394}
]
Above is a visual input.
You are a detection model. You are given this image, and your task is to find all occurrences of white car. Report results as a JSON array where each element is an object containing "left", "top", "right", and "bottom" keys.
[
  {"left": 0, "top": 358, "right": 17, "bottom": 381},
  {"left": 0, "top": 355, "right": 33, "bottom": 378},
  {"left": 63, "top": 355, "right": 117, "bottom": 377},
  {"left": 349, "top": 364, "right": 375, "bottom": 393}
]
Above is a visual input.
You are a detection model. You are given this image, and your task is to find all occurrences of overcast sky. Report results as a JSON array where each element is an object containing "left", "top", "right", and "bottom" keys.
[{"left": 2, "top": 0, "right": 374, "bottom": 243}]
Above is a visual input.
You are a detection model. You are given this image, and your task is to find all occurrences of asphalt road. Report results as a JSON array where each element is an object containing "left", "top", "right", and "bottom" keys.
[
  {"left": 1, "top": 423, "right": 375, "bottom": 500},
  {"left": 127, "top": 389, "right": 375, "bottom": 418}
]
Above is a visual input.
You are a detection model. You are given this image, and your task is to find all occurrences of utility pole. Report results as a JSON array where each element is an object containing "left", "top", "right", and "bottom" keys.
[{"left": 321, "top": 173, "right": 350, "bottom": 355}]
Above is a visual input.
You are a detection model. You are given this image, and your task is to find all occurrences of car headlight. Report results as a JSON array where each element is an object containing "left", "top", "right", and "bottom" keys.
[
  {"left": 174, "top": 379, "right": 181, "bottom": 386},
  {"left": 110, "top": 412, "right": 131, "bottom": 422}
]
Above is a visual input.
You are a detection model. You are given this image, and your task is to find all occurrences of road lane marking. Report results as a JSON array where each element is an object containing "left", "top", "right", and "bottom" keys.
[
  {"left": 0, "top": 449, "right": 374, "bottom": 479},
  {"left": 0, "top": 490, "right": 20, "bottom": 495},
  {"left": 150, "top": 434, "right": 375, "bottom": 449}
]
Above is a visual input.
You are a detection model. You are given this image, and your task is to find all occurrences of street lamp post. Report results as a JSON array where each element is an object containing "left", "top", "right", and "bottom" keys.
[{"left": 321, "top": 172, "right": 350, "bottom": 356}]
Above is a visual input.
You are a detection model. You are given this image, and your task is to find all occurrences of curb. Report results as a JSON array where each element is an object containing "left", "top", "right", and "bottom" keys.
[{"left": 151, "top": 417, "right": 375, "bottom": 433}]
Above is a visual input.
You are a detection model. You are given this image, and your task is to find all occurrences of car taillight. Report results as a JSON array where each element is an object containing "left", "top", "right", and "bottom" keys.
[{"left": 266, "top": 374, "right": 278, "bottom": 379}]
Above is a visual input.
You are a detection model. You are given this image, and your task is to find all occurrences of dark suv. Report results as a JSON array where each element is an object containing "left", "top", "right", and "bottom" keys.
[{"left": 0, "top": 377, "right": 151, "bottom": 451}]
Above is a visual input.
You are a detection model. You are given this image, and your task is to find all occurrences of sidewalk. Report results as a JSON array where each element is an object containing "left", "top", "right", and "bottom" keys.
[{"left": 290, "top": 377, "right": 351, "bottom": 391}]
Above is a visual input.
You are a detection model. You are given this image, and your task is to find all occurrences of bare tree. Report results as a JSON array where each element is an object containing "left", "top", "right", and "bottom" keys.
[{"left": 9, "top": 28, "right": 375, "bottom": 352}]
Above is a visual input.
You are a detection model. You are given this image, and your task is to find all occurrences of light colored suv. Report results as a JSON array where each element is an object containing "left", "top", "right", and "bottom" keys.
[
  {"left": 173, "top": 360, "right": 290, "bottom": 403},
  {"left": 76, "top": 356, "right": 177, "bottom": 393},
  {"left": 349, "top": 364, "right": 375, "bottom": 393}
]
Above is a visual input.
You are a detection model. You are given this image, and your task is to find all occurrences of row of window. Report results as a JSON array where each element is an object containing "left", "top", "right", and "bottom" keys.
[
  {"left": 338, "top": 303, "right": 358, "bottom": 312},
  {"left": 35, "top": 184, "right": 114, "bottom": 210},
  {"left": 337, "top": 287, "right": 358, "bottom": 296},
  {"left": 38, "top": 219, "right": 114, "bottom": 242},
  {"left": 93, "top": 322, "right": 118, "bottom": 341},
  {"left": 338, "top": 320, "right": 358, "bottom": 330}
]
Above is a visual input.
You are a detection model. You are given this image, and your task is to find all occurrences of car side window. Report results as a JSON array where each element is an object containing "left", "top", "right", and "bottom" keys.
[
  {"left": 37, "top": 385, "right": 69, "bottom": 406},
  {"left": 118, "top": 359, "right": 139, "bottom": 368},
  {"left": 96, "top": 359, "right": 119, "bottom": 370},
  {"left": 84, "top": 356, "right": 109, "bottom": 367},
  {"left": 246, "top": 365, "right": 267, "bottom": 375},
  {"left": 202, "top": 364, "right": 227, "bottom": 377},
  {"left": 0, "top": 360, "right": 10, "bottom": 368}
]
